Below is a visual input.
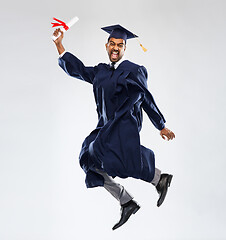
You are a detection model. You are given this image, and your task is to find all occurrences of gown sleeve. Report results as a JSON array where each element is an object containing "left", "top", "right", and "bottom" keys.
[
  {"left": 58, "top": 52, "right": 95, "bottom": 84},
  {"left": 137, "top": 66, "right": 166, "bottom": 131}
]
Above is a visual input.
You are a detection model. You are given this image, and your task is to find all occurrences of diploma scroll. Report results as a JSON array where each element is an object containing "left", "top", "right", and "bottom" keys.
[{"left": 51, "top": 16, "right": 79, "bottom": 41}]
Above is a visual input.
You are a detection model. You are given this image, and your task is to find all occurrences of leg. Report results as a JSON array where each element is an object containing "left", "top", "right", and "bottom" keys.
[
  {"left": 151, "top": 168, "right": 161, "bottom": 186},
  {"left": 140, "top": 146, "right": 173, "bottom": 206},
  {"left": 151, "top": 168, "right": 173, "bottom": 207},
  {"left": 95, "top": 169, "right": 140, "bottom": 230},
  {"left": 95, "top": 168, "right": 133, "bottom": 205}
]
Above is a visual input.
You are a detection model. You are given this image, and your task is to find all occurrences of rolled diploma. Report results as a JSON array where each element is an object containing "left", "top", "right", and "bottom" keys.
[{"left": 52, "top": 16, "right": 79, "bottom": 41}]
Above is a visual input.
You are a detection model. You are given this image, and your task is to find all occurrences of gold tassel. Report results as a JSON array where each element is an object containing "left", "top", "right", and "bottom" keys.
[
  {"left": 133, "top": 33, "right": 148, "bottom": 52},
  {"left": 140, "top": 43, "right": 147, "bottom": 52}
]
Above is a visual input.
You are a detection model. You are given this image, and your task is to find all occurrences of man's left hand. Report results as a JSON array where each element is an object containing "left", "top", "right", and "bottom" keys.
[{"left": 160, "top": 128, "right": 175, "bottom": 141}]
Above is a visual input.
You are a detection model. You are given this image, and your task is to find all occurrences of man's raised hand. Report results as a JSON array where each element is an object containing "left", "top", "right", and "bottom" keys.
[
  {"left": 53, "top": 28, "right": 64, "bottom": 45},
  {"left": 53, "top": 28, "right": 65, "bottom": 55}
]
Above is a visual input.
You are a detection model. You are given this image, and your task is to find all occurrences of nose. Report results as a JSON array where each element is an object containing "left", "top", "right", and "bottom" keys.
[{"left": 113, "top": 45, "right": 119, "bottom": 51}]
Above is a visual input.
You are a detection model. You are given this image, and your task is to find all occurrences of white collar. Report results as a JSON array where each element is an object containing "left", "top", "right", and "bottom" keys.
[{"left": 109, "top": 58, "right": 124, "bottom": 69}]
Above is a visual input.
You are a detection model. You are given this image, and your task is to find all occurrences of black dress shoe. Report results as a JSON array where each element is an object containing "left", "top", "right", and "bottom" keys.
[
  {"left": 112, "top": 200, "right": 140, "bottom": 230},
  {"left": 156, "top": 174, "right": 173, "bottom": 207}
]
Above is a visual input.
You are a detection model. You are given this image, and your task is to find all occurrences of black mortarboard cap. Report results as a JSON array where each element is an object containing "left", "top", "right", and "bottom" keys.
[
  {"left": 101, "top": 24, "right": 147, "bottom": 52},
  {"left": 101, "top": 24, "right": 138, "bottom": 42}
]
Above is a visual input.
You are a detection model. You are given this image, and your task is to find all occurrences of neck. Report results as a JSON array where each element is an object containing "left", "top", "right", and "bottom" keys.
[{"left": 110, "top": 58, "right": 124, "bottom": 69}]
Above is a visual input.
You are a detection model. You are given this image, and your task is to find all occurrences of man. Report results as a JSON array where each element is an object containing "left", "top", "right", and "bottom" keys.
[{"left": 53, "top": 24, "right": 175, "bottom": 230}]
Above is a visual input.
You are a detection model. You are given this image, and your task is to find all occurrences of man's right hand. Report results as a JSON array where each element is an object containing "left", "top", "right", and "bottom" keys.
[
  {"left": 53, "top": 28, "right": 64, "bottom": 45},
  {"left": 53, "top": 28, "right": 65, "bottom": 55}
]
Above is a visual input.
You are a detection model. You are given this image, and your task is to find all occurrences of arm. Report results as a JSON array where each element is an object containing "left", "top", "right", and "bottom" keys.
[
  {"left": 137, "top": 66, "right": 166, "bottom": 130},
  {"left": 59, "top": 53, "right": 95, "bottom": 84},
  {"left": 138, "top": 66, "right": 175, "bottom": 140},
  {"left": 53, "top": 28, "right": 65, "bottom": 55},
  {"left": 53, "top": 28, "right": 95, "bottom": 84}
]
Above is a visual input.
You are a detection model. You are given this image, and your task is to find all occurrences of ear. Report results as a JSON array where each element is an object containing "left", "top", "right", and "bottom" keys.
[
  {"left": 123, "top": 40, "right": 126, "bottom": 51},
  {"left": 105, "top": 43, "right": 108, "bottom": 50}
]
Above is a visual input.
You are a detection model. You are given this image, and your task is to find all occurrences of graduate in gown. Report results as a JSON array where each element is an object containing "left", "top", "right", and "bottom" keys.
[{"left": 53, "top": 24, "right": 175, "bottom": 230}]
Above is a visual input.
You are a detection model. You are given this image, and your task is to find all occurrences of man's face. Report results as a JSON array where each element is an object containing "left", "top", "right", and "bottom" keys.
[{"left": 105, "top": 37, "right": 126, "bottom": 62}]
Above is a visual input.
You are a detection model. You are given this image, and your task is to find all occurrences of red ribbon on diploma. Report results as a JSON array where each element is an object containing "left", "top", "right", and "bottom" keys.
[{"left": 51, "top": 17, "right": 69, "bottom": 31}]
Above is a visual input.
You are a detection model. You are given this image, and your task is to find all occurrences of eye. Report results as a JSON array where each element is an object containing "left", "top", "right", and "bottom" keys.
[
  {"left": 118, "top": 44, "right": 124, "bottom": 48},
  {"left": 110, "top": 42, "right": 115, "bottom": 46}
]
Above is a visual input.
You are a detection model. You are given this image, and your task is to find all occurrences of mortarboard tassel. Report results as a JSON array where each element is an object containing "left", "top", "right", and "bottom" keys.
[
  {"left": 137, "top": 39, "right": 147, "bottom": 52},
  {"left": 133, "top": 34, "right": 147, "bottom": 52},
  {"left": 139, "top": 43, "right": 147, "bottom": 52}
]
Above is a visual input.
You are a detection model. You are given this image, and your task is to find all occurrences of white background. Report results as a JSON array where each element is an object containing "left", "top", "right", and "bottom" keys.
[{"left": 1, "top": 0, "right": 226, "bottom": 239}]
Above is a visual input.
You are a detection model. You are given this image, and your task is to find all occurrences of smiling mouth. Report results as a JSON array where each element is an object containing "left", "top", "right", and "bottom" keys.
[{"left": 111, "top": 51, "right": 119, "bottom": 59}]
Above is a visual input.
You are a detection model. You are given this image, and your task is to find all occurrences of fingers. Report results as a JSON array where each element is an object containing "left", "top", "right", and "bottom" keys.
[
  {"left": 171, "top": 132, "right": 176, "bottom": 139},
  {"left": 58, "top": 29, "right": 64, "bottom": 36},
  {"left": 168, "top": 131, "right": 175, "bottom": 140},
  {"left": 160, "top": 133, "right": 166, "bottom": 140},
  {"left": 53, "top": 28, "right": 64, "bottom": 42},
  {"left": 160, "top": 128, "right": 175, "bottom": 141},
  {"left": 53, "top": 28, "right": 60, "bottom": 36},
  {"left": 164, "top": 134, "right": 170, "bottom": 141},
  {"left": 169, "top": 132, "right": 175, "bottom": 140}
]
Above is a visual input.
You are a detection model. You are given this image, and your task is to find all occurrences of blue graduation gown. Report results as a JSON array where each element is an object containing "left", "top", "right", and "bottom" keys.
[{"left": 59, "top": 52, "right": 166, "bottom": 188}]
